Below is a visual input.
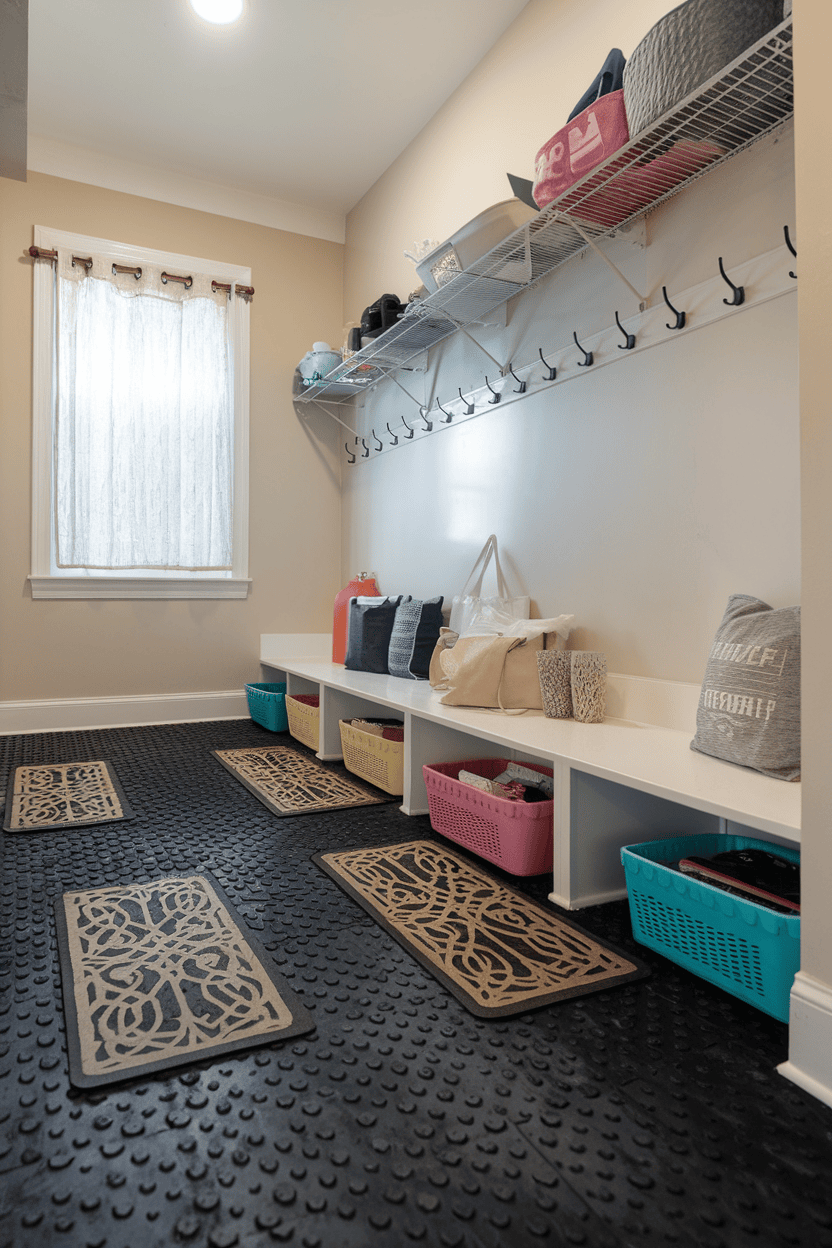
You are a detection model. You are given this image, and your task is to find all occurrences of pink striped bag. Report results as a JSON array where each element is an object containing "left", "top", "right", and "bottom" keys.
[{"left": 532, "top": 89, "right": 629, "bottom": 209}]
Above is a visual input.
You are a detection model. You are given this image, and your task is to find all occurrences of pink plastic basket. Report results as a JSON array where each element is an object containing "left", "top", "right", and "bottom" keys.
[{"left": 422, "top": 757, "right": 554, "bottom": 876}]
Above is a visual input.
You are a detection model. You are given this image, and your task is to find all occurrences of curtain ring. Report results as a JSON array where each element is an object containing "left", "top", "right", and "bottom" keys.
[{"left": 161, "top": 272, "right": 193, "bottom": 288}]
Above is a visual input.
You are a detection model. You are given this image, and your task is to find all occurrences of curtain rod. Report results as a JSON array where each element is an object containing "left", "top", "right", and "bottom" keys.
[{"left": 26, "top": 246, "right": 254, "bottom": 299}]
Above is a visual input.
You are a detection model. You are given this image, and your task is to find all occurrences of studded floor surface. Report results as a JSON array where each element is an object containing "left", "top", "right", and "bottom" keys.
[{"left": 1, "top": 719, "right": 831, "bottom": 1248}]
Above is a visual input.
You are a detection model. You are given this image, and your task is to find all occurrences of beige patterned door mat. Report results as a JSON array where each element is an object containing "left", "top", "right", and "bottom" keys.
[
  {"left": 55, "top": 873, "right": 315, "bottom": 1088},
  {"left": 213, "top": 745, "right": 396, "bottom": 816},
  {"left": 4, "top": 760, "right": 132, "bottom": 832},
  {"left": 315, "top": 840, "right": 647, "bottom": 1017}
]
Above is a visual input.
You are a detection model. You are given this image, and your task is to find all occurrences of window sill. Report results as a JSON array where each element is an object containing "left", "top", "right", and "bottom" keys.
[{"left": 29, "top": 576, "right": 251, "bottom": 600}]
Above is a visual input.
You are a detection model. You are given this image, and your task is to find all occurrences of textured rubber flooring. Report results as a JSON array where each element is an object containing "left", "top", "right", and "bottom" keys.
[{"left": 1, "top": 718, "right": 831, "bottom": 1248}]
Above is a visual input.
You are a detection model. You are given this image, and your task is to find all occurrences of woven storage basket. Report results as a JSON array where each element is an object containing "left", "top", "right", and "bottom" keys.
[
  {"left": 422, "top": 757, "right": 554, "bottom": 876},
  {"left": 285, "top": 694, "right": 320, "bottom": 751},
  {"left": 621, "top": 833, "right": 800, "bottom": 1022},
  {"left": 339, "top": 719, "right": 404, "bottom": 796},
  {"left": 623, "top": 0, "right": 783, "bottom": 137},
  {"left": 245, "top": 682, "right": 288, "bottom": 732}
]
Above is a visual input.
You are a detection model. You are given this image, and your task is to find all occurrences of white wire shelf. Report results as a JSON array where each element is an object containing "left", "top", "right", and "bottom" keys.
[{"left": 295, "top": 18, "right": 793, "bottom": 407}]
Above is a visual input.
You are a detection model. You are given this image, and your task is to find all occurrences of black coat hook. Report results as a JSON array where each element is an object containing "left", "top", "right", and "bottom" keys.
[
  {"left": 484, "top": 375, "right": 501, "bottom": 404},
  {"left": 372, "top": 430, "right": 383, "bottom": 452},
  {"left": 386, "top": 422, "right": 398, "bottom": 446},
  {"left": 507, "top": 363, "right": 527, "bottom": 394},
  {"left": 344, "top": 442, "right": 356, "bottom": 464},
  {"left": 614, "top": 311, "right": 636, "bottom": 350},
  {"left": 538, "top": 348, "right": 557, "bottom": 381},
  {"left": 435, "top": 398, "right": 454, "bottom": 423},
  {"left": 360, "top": 438, "right": 369, "bottom": 458},
  {"left": 458, "top": 388, "right": 474, "bottom": 415},
  {"left": 662, "top": 285, "right": 686, "bottom": 330},
  {"left": 784, "top": 225, "right": 797, "bottom": 280},
  {"left": 718, "top": 256, "right": 745, "bottom": 306},
  {"left": 573, "top": 331, "right": 593, "bottom": 367},
  {"left": 401, "top": 416, "right": 415, "bottom": 440},
  {"left": 418, "top": 407, "right": 433, "bottom": 431}
]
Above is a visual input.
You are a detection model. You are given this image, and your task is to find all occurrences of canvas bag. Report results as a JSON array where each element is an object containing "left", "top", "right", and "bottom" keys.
[
  {"left": 431, "top": 632, "right": 546, "bottom": 711},
  {"left": 448, "top": 535, "right": 530, "bottom": 636}
]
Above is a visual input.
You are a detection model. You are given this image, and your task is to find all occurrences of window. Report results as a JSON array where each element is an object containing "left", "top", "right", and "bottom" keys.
[{"left": 30, "top": 226, "right": 251, "bottom": 599}]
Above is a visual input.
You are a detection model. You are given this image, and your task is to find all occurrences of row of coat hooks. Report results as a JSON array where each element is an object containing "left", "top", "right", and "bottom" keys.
[{"left": 344, "top": 226, "right": 797, "bottom": 464}]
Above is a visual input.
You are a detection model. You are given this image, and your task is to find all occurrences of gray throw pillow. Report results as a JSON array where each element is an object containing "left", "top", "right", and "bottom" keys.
[
  {"left": 690, "top": 594, "right": 800, "bottom": 780},
  {"left": 388, "top": 597, "right": 444, "bottom": 680},
  {"left": 344, "top": 596, "right": 403, "bottom": 674}
]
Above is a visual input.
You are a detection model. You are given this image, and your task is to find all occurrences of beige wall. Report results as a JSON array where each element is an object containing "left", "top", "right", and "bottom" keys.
[
  {"left": 795, "top": 0, "right": 832, "bottom": 990},
  {"left": 345, "top": 0, "right": 683, "bottom": 319},
  {"left": 0, "top": 172, "right": 344, "bottom": 701}
]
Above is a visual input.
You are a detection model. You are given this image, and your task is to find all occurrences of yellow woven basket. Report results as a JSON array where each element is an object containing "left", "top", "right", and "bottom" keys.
[
  {"left": 285, "top": 694, "right": 320, "bottom": 752},
  {"left": 339, "top": 719, "right": 404, "bottom": 796}
]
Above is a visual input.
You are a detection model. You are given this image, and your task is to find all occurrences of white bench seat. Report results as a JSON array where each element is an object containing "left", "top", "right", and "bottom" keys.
[{"left": 260, "top": 634, "right": 800, "bottom": 909}]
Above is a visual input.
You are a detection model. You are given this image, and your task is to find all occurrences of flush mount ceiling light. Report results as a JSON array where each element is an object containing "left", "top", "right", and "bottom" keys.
[{"left": 190, "top": 0, "right": 244, "bottom": 24}]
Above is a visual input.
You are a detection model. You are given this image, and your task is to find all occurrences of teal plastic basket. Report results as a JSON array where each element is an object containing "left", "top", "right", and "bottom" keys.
[
  {"left": 245, "top": 682, "right": 288, "bottom": 732},
  {"left": 621, "top": 833, "right": 800, "bottom": 1022}
]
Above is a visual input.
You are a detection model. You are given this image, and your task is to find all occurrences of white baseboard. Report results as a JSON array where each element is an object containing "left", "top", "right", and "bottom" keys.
[
  {"left": 0, "top": 690, "right": 250, "bottom": 735},
  {"left": 778, "top": 971, "right": 832, "bottom": 1110}
]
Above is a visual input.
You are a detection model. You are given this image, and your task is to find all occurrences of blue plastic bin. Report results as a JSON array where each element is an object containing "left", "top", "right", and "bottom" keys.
[
  {"left": 621, "top": 833, "right": 800, "bottom": 1022},
  {"left": 245, "top": 682, "right": 288, "bottom": 732}
]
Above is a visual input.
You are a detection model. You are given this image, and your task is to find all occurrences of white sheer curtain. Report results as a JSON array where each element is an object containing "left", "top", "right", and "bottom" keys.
[{"left": 55, "top": 251, "right": 233, "bottom": 570}]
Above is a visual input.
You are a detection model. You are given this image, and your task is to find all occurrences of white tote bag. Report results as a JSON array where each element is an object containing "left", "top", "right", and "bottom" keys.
[{"left": 448, "top": 535, "right": 530, "bottom": 636}]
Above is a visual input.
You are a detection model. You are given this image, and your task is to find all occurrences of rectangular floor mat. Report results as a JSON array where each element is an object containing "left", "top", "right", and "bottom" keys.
[
  {"left": 315, "top": 839, "right": 647, "bottom": 1017},
  {"left": 55, "top": 873, "right": 315, "bottom": 1088},
  {"left": 4, "top": 759, "right": 132, "bottom": 832},
  {"left": 213, "top": 744, "right": 396, "bottom": 816}
]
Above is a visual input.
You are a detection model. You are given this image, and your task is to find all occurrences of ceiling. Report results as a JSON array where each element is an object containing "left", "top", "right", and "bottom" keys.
[{"left": 26, "top": 0, "right": 530, "bottom": 220}]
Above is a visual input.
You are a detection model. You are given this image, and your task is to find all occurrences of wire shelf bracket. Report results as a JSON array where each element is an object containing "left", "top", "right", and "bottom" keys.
[{"left": 295, "top": 18, "right": 793, "bottom": 412}]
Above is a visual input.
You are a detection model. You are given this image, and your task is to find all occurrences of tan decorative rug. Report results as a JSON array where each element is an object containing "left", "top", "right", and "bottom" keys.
[
  {"left": 55, "top": 873, "right": 314, "bottom": 1088},
  {"left": 315, "top": 840, "right": 647, "bottom": 1017},
  {"left": 4, "top": 760, "right": 132, "bottom": 832},
  {"left": 213, "top": 745, "right": 395, "bottom": 816}
]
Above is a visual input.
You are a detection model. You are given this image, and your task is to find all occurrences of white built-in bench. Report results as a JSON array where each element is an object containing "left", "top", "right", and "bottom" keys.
[{"left": 260, "top": 634, "right": 800, "bottom": 910}]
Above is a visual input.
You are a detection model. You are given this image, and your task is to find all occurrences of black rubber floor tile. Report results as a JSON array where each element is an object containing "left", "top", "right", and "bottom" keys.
[{"left": 2, "top": 719, "right": 832, "bottom": 1248}]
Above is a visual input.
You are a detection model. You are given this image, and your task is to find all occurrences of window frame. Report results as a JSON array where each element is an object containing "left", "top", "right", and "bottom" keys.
[{"left": 30, "top": 225, "right": 251, "bottom": 600}]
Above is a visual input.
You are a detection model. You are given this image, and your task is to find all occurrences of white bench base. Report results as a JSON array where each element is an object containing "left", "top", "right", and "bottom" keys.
[{"left": 260, "top": 635, "right": 800, "bottom": 910}]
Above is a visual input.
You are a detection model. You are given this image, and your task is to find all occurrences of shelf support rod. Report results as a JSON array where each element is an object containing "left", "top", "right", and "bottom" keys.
[
  {"left": 438, "top": 318, "right": 504, "bottom": 371},
  {"left": 303, "top": 399, "right": 357, "bottom": 436},
  {"left": 556, "top": 211, "right": 648, "bottom": 308},
  {"left": 382, "top": 371, "right": 425, "bottom": 408}
]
